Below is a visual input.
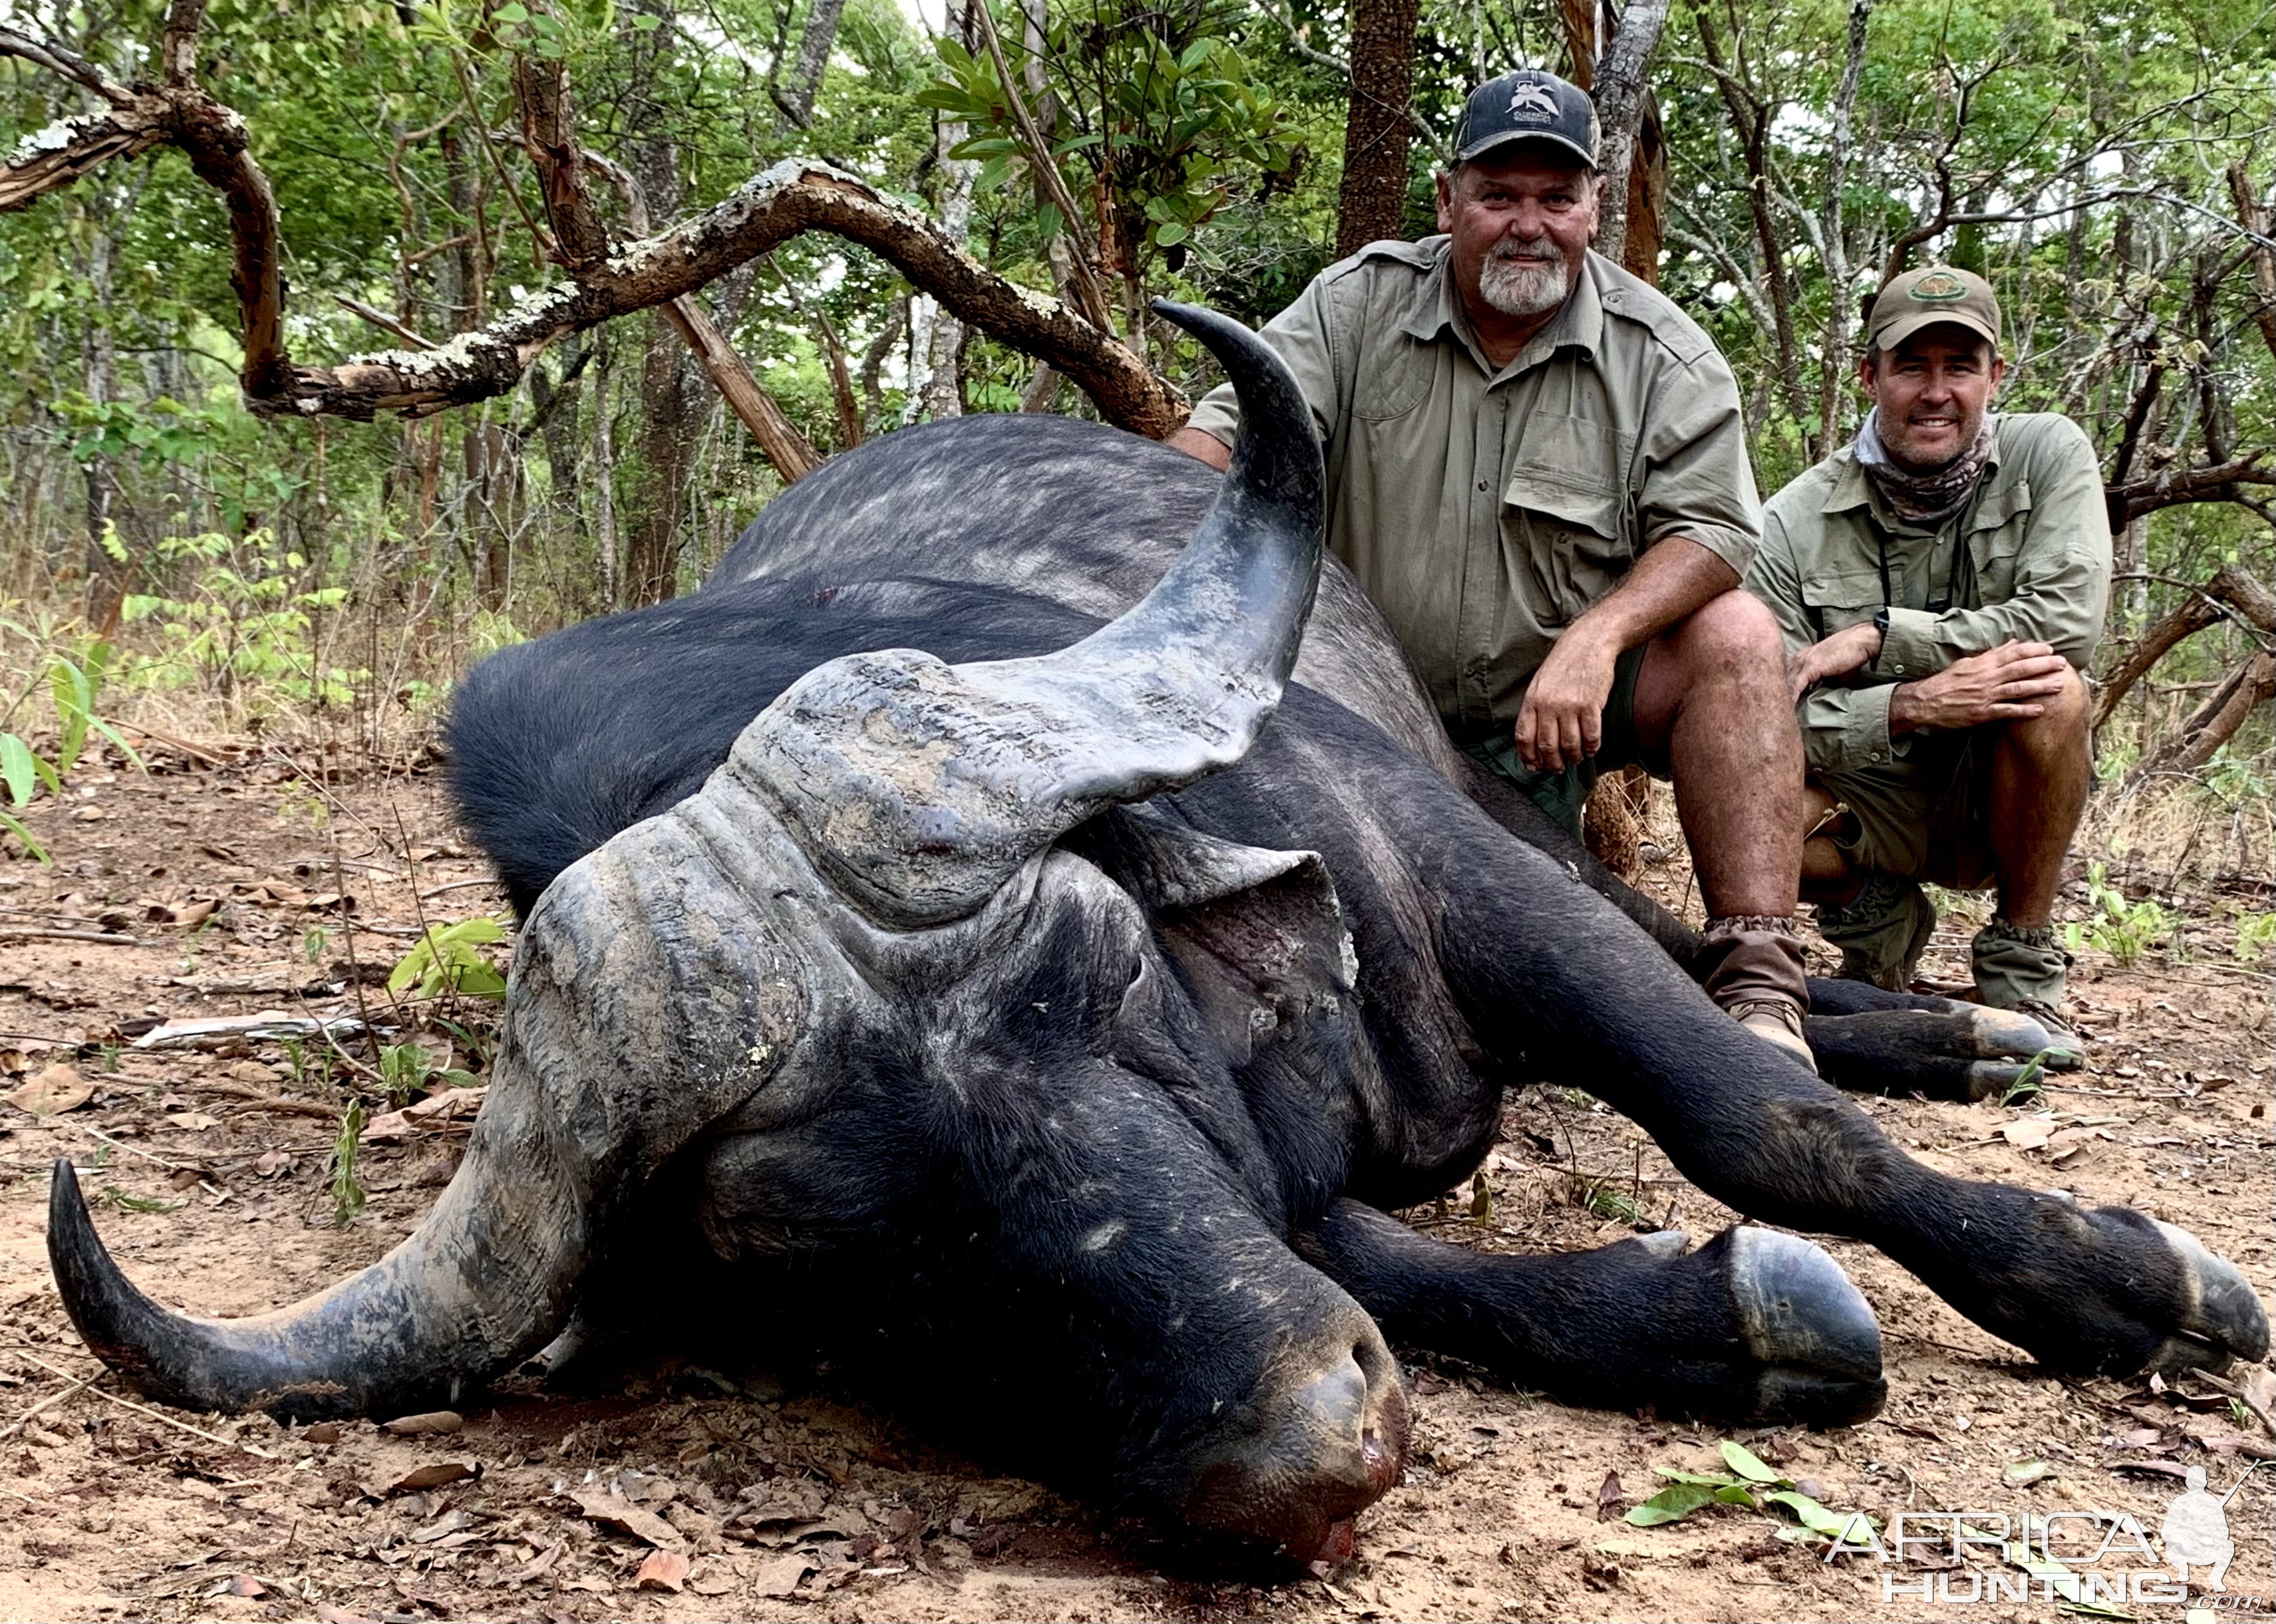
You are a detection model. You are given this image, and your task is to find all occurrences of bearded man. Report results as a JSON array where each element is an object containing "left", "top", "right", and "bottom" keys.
[
  {"left": 1169, "top": 69, "right": 1816, "bottom": 1066},
  {"left": 1747, "top": 267, "right": 2109, "bottom": 1038}
]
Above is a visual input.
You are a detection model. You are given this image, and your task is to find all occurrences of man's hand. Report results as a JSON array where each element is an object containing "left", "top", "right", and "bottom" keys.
[
  {"left": 1890, "top": 641, "right": 2071, "bottom": 734},
  {"left": 1516, "top": 624, "right": 1621, "bottom": 772},
  {"left": 1787, "top": 622, "right": 1884, "bottom": 703}
]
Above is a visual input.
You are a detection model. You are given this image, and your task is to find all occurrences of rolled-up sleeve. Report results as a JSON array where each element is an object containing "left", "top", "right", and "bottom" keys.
[
  {"left": 1636, "top": 347, "right": 1762, "bottom": 577},
  {"left": 1749, "top": 503, "right": 1894, "bottom": 772},
  {"left": 1181, "top": 277, "right": 1340, "bottom": 450},
  {"left": 1875, "top": 418, "right": 2112, "bottom": 678}
]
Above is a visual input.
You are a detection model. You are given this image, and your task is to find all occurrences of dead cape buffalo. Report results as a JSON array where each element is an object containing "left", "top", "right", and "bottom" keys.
[{"left": 49, "top": 304, "right": 2267, "bottom": 1567}]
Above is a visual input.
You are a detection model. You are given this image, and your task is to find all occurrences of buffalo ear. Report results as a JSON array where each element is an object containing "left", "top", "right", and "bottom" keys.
[{"left": 1069, "top": 807, "right": 1357, "bottom": 1066}]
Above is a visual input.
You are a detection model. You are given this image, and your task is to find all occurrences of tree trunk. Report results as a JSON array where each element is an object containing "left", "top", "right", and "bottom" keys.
[
  {"left": 591, "top": 330, "right": 618, "bottom": 611},
  {"left": 1591, "top": 0, "right": 1670, "bottom": 271},
  {"left": 773, "top": 0, "right": 850, "bottom": 132},
  {"left": 1334, "top": 0, "right": 1420, "bottom": 258}
]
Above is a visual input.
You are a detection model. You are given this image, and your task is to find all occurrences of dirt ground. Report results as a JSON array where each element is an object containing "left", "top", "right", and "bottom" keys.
[{"left": 0, "top": 742, "right": 2268, "bottom": 1624}]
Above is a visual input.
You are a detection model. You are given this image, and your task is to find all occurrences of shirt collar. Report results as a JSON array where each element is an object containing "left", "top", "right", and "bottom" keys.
[{"left": 1398, "top": 239, "right": 1605, "bottom": 373}]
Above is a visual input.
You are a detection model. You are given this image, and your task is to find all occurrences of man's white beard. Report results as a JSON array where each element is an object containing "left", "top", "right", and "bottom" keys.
[{"left": 1478, "top": 242, "right": 1569, "bottom": 316}]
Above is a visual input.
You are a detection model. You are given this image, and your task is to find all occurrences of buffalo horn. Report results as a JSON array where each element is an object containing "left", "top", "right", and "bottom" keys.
[
  {"left": 738, "top": 299, "right": 1327, "bottom": 926},
  {"left": 47, "top": 824, "right": 807, "bottom": 1419}
]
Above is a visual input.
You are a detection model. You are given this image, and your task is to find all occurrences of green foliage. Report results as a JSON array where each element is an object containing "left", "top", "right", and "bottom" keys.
[
  {"left": 1625, "top": 1440, "right": 1879, "bottom": 1550},
  {"left": 388, "top": 917, "right": 510, "bottom": 1001},
  {"left": 2061, "top": 862, "right": 2173, "bottom": 967},
  {"left": 119, "top": 531, "right": 361, "bottom": 709},
  {"left": 2231, "top": 908, "right": 2276, "bottom": 965},
  {"left": 99, "top": 1186, "right": 179, "bottom": 1215},
  {"left": 0, "top": 620, "right": 141, "bottom": 862},
  {"left": 330, "top": 1100, "right": 368, "bottom": 1227}
]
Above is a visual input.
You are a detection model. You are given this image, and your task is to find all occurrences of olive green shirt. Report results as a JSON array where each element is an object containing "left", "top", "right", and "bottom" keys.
[
  {"left": 1749, "top": 412, "right": 2112, "bottom": 774},
  {"left": 1185, "top": 238, "right": 1762, "bottom": 736}
]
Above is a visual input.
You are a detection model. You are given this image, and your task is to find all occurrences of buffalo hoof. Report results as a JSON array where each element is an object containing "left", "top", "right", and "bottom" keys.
[
  {"left": 2145, "top": 1220, "right": 2270, "bottom": 1376},
  {"left": 1716, "top": 1227, "right": 1887, "bottom": 1426},
  {"left": 1807, "top": 1006, "right": 2083, "bottom": 1102}
]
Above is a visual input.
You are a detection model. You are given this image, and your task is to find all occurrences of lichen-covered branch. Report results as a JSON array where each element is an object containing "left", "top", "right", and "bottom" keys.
[
  {"left": 1, "top": 15, "right": 1187, "bottom": 441},
  {"left": 250, "top": 162, "right": 1183, "bottom": 436}
]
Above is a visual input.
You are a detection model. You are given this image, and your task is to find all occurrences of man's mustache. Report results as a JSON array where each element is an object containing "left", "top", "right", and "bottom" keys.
[{"left": 1490, "top": 239, "right": 1561, "bottom": 262}]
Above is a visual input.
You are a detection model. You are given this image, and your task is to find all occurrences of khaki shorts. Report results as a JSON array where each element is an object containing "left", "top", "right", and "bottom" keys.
[
  {"left": 1460, "top": 645, "right": 1650, "bottom": 838},
  {"left": 1815, "top": 730, "right": 1997, "bottom": 889}
]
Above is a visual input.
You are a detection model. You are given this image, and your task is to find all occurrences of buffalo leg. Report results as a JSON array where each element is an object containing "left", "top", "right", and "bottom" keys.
[
  {"left": 1297, "top": 1201, "right": 1885, "bottom": 1426},
  {"left": 1456, "top": 754, "right": 2083, "bottom": 1093},
  {"left": 1406, "top": 788, "right": 2268, "bottom": 1379}
]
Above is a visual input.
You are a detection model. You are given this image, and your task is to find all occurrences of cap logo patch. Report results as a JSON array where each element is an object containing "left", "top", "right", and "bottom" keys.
[
  {"left": 1507, "top": 82, "right": 1560, "bottom": 121},
  {"left": 1909, "top": 270, "right": 1968, "bottom": 301}
]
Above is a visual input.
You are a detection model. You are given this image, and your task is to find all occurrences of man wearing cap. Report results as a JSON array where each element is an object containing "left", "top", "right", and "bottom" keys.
[
  {"left": 1747, "top": 267, "right": 2109, "bottom": 1033},
  {"left": 1167, "top": 68, "right": 1817, "bottom": 1066}
]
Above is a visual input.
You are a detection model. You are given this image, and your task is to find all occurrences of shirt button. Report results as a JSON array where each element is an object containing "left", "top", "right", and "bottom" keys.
[
  {"left": 1476, "top": 479, "right": 1490, "bottom": 492},
  {"left": 1870, "top": 750, "right": 1886, "bottom": 762},
  {"left": 1892, "top": 663, "right": 1907, "bottom": 675}
]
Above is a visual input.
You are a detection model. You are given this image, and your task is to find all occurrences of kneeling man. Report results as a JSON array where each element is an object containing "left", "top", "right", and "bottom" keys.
[
  {"left": 1172, "top": 69, "right": 1814, "bottom": 1064},
  {"left": 1749, "top": 267, "right": 2109, "bottom": 1034}
]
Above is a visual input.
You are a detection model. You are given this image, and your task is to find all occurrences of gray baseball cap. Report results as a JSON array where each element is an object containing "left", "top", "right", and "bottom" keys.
[{"left": 1454, "top": 69, "right": 1599, "bottom": 169}]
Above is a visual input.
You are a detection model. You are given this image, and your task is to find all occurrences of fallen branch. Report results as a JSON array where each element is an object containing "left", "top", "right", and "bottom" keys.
[
  {"left": 0, "top": 928, "right": 145, "bottom": 947},
  {"left": 2095, "top": 562, "right": 2276, "bottom": 730},
  {"left": 11, "top": 1349, "right": 275, "bottom": 1459}
]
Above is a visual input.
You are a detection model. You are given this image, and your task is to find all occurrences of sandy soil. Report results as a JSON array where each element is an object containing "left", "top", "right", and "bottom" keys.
[{"left": 0, "top": 743, "right": 2268, "bottom": 1623}]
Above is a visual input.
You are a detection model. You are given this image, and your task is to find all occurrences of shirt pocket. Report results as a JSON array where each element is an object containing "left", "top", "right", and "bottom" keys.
[
  {"left": 1965, "top": 478, "right": 2033, "bottom": 603},
  {"left": 1798, "top": 564, "right": 1884, "bottom": 638},
  {"left": 1350, "top": 334, "right": 1434, "bottom": 421},
  {"left": 1503, "top": 418, "right": 1630, "bottom": 625}
]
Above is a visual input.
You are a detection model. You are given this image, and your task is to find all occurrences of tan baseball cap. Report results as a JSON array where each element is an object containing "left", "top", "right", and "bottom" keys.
[{"left": 1866, "top": 265, "right": 2001, "bottom": 352}]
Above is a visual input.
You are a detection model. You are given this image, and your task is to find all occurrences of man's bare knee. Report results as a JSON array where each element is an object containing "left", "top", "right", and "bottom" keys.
[
  {"left": 2004, "top": 662, "right": 2090, "bottom": 757},
  {"left": 1671, "top": 589, "right": 1784, "bottom": 676}
]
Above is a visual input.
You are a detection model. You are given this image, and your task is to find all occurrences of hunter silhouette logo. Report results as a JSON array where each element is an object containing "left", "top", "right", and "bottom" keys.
[
  {"left": 1910, "top": 270, "right": 1970, "bottom": 301},
  {"left": 1507, "top": 82, "right": 1561, "bottom": 121}
]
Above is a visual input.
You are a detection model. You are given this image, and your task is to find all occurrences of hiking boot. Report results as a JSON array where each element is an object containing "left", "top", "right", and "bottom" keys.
[
  {"left": 1697, "top": 915, "right": 1817, "bottom": 1073},
  {"left": 1817, "top": 873, "right": 1937, "bottom": 991},
  {"left": 1730, "top": 995, "right": 1817, "bottom": 1071}
]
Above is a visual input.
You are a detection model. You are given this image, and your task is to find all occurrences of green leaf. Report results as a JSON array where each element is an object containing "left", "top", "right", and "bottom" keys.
[
  {"left": 0, "top": 808, "right": 48, "bottom": 863},
  {"left": 1653, "top": 1468, "right": 1747, "bottom": 1486},
  {"left": 1720, "top": 1440, "right": 1784, "bottom": 1483},
  {"left": 1623, "top": 1482, "right": 1720, "bottom": 1526},
  {"left": 1763, "top": 1489, "right": 1872, "bottom": 1541},
  {"left": 0, "top": 733, "right": 33, "bottom": 809},
  {"left": 1713, "top": 1484, "right": 1759, "bottom": 1506},
  {"left": 1153, "top": 220, "right": 1188, "bottom": 246}
]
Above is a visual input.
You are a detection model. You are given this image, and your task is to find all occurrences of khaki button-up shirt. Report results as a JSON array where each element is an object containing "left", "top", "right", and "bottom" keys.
[
  {"left": 1185, "top": 238, "right": 1762, "bottom": 737},
  {"left": 1747, "top": 412, "right": 2112, "bottom": 774}
]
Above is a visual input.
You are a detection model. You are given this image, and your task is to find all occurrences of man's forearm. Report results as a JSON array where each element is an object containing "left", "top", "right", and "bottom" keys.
[
  {"left": 1567, "top": 534, "right": 1741, "bottom": 652},
  {"left": 1167, "top": 426, "right": 1232, "bottom": 470}
]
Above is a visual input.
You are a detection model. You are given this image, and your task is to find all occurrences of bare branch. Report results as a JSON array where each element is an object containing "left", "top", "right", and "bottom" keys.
[
  {"left": 332, "top": 294, "right": 436, "bottom": 351},
  {"left": 0, "top": 25, "right": 136, "bottom": 105},
  {"left": 0, "top": 105, "right": 169, "bottom": 213},
  {"left": 2108, "top": 455, "right": 2276, "bottom": 526}
]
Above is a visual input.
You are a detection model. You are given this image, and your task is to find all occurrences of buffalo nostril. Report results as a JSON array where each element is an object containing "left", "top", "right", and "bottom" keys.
[{"left": 1289, "top": 1354, "right": 1369, "bottom": 1436}]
